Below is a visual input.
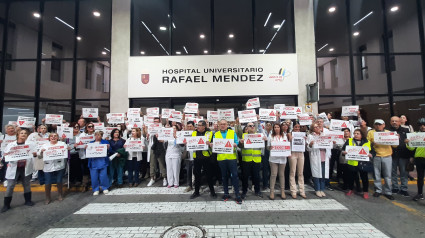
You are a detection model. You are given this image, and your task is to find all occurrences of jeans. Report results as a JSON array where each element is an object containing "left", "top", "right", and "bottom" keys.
[
  {"left": 242, "top": 161, "right": 261, "bottom": 194},
  {"left": 391, "top": 157, "right": 408, "bottom": 192},
  {"left": 127, "top": 157, "right": 141, "bottom": 184},
  {"left": 109, "top": 163, "right": 124, "bottom": 185},
  {"left": 261, "top": 150, "right": 270, "bottom": 188},
  {"left": 312, "top": 162, "right": 326, "bottom": 191},
  {"left": 373, "top": 156, "right": 392, "bottom": 195},
  {"left": 415, "top": 158, "right": 425, "bottom": 194},
  {"left": 150, "top": 151, "right": 166, "bottom": 179},
  {"left": 218, "top": 159, "right": 240, "bottom": 196},
  {"left": 90, "top": 167, "right": 109, "bottom": 192},
  {"left": 44, "top": 169, "right": 65, "bottom": 185}
]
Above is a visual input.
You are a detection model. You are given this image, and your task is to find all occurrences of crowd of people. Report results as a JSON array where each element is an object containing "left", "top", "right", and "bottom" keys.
[{"left": 0, "top": 106, "right": 424, "bottom": 213}]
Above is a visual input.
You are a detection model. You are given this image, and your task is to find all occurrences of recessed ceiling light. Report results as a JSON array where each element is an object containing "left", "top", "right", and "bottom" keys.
[
  {"left": 229, "top": 34, "right": 234, "bottom": 38},
  {"left": 140, "top": 51, "right": 145, "bottom": 55},
  {"left": 328, "top": 7, "right": 336, "bottom": 13},
  {"left": 329, "top": 48, "right": 334, "bottom": 52},
  {"left": 204, "top": 50, "right": 208, "bottom": 54},
  {"left": 93, "top": 11, "right": 101, "bottom": 17},
  {"left": 353, "top": 31, "right": 360, "bottom": 36},
  {"left": 227, "top": 49, "right": 232, "bottom": 53},
  {"left": 200, "top": 34, "right": 205, "bottom": 39},
  {"left": 390, "top": 6, "right": 399, "bottom": 12},
  {"left": 33, "top": 12, "right": 41, "bottom": 18},
  {"left": 159, "top": 26, "right": 167, "bottom": 31},
  {"left": 273, "top": 24, "right": 280, "bottom": 29},
  {"left": 76, "top": 36, "right": 82, "bottom": 41},
  {"left": 176, "top": 51, "right": 181, "bottom": 55},
  {"left": 259, "top": 49, "right": 265, "bottom": 53},
  {"left": 101, "top": 51, "right": 107, "bottom": 55}
]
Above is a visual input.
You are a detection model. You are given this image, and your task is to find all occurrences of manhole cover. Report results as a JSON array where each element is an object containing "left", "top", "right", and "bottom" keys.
[{"left": 161, "top": 225, "right": 205, "bottom": 238}]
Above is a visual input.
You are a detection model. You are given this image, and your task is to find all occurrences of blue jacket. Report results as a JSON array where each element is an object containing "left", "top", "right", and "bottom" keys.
[{"left": 88, "top": 140, "right": 111, "bottom": 169}]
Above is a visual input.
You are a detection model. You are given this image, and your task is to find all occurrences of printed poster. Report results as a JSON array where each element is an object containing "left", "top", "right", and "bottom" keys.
[
  {"left": 184, "top": 103, "right": 199, "bottom": 114},
  {"left": 374, "top": 132, "right": 399, "bottom": 146},
  {"left": 42, "top": 145, "right": 68, "bottom": 161},
  {"left": 82, "top": 108, "right": 98, "bottom": 118},
  {"left": 345, "top": 146, "right": 370, "bottom": 161},
  {"left": 212, "top": 138, "right": 234, "bottom": 154},
  {"left": 186, "top": 136, "right": 209, "bottom": 151},
  {"left": 243, "top": 133, "right": 265, "bottom": 148},
  {"left": 246, "top": 97, "right": 260, "bottom": 109},
  {"left": 407, "top": 133, "right": 425, "bottom": 147},
  {"left": 341, "top": 105, "right": 359, "bottom": 117},
  {"left": 259, "top": 109, "right": 277, "bottom": 122},
  {"left": 85, "top": 144, "right": 107, "bottom": 158},
  {"left": 238, "top": 109, "right": 257, "bottom": 123},
  {"left": 270, "top": 141, "right": 291, "bottom": 157},
  {"left": 45, "top": 114, "right": 63, "bottom": 125}
]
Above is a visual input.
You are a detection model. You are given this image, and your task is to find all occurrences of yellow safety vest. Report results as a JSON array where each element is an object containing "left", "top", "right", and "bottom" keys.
[
  {"left": 214, "top": 129, "right": 237, "bottom": 161},
  {"left": 192, "top": 131, "right": 212, "bottom": 158},
  {"left": 347, "top": 138, "right": 372, "bottom": 166},
  {"left": 242, "top": 133, "right": 262, "bottom": 163}
]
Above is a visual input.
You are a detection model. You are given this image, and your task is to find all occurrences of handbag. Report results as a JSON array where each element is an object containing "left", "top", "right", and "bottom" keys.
[
  {"left": 406, "top": 160, "right": 415, "bottom": 172},
  {"left": 358, "top": 161, "right": 374, "bottom": 173}
]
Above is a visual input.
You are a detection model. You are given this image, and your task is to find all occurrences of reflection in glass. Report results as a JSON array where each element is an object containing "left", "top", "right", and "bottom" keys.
[
  {"left": 317, "top": 56, "right": 351, "bottom": 95},
  {"left": 40, "top": 60, "right": 72, "bottom": 99},
  {"left": 5, "top": 61, "right": 36, "bottom": 100},
  {"left": 76, "top": 60, "right": 110, "bottom": 99},
  {"left": 354, "top": 55, "right": 388, "bottom": 94}
]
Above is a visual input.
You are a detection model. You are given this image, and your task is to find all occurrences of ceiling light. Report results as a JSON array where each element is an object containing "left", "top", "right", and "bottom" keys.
[
  {"left": 353, "top": 31, "right": 360, "bottom": 36},
  {"left": 33, "top": 12, "right": 41, "bottom": 18},
  {"left": 329, "top": 48, "right": 334, "bottom": 52},
  {"left": 104, "top": 47, "right": 110, "bottom": 52},
  {"left": 176, "top": 51, "right": 181, "bottom": 55},
  {"left": 93, "top": 11, "right": 101, "bottom": 17},
  {"left": 328, "top": 7, "right": 336, "bottom": 13},
  {"left": 227, "top": 49, "right": 232, "bottom": 53},
  {"left": 140, "top": 51, "right": 145, "bottom": 55},
  {"left": 159, "top": 26, "right": 167, "bottom": 31},
  {"left": 273, "top": 24, "right": 280, "bottom": 29},
  {"left": 259, "top": 49, "right": 264, "bottom": 53},
  {"left": 229, "top": 34, "right": 234, "bottom": 38},
  {"left": 101, "top": 51, "right": 107, "bottom": 55},
  {"left": 204, "top": 50, "right": 208, "bottom": 54},
  {"left": 183, "top": 46, "right": 188, "bottom": 54},
  {"left": 353, "top": 11, "right": 373, "bottom": 26},
  {"left": 172, "top": 22, "right": 176, "bottom": 29},
  {"left": 390, "top": 6, "right": 399, "bottom": 12},
  {"left": 55, "top": 17, "right": 74, "bottom": 30},
  {"left": 76, "top": 36, "right": 82, "bottom": 41},
  {"left": 264, "top": 12, "right": 272, "bottom": 27},
  {"left": 200, "top": 34, "right": 205, "bottom": 39},
  {"left": 317, "top": 43, "right": 328, "bottom": 52}
]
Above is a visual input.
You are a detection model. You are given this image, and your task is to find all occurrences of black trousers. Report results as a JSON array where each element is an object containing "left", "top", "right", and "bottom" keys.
[
  {"left": 242, "top": 161, "right": 261, "bottom": 194},
  {"left": 193, "top": 158, "right": 215, "bottom": 194},
  {"left": 347, "top": 165, "right": 368, "bottom": 192},
  {"left": 415, "top": 158, "right": 425, "bottom": 194},
  {"left": 69, "top": 153, "right": 82, "bottom": 183}
]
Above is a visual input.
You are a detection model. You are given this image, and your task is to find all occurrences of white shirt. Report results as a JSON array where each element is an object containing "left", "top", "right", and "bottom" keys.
[
  {"left": 166, "top": 139, "right": 183, "bottom": 159},
  {"left": 40, "top": 141, "right": 67, "bottom": 173},
  {"left": 268, "top": 134, "right": 288, "bottom": 164}
]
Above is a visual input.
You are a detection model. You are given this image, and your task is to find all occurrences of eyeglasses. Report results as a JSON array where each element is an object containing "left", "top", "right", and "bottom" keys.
[
  {"left": 74, "top": 127, "right": 79, "bottom": 129},
  {"left": 87, "top": 126, "right": 94, "bottom": 128},
  {"left": 247, "top": 125, "right": 255, "bottom": 127}
]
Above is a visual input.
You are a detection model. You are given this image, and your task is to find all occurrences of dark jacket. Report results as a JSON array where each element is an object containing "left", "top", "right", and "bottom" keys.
[
  {"left": 389, "top": 126, "right": 410, "bottom": 158},
  {"left": 152, "top": 135, "right": 166, "bottom": 156}
]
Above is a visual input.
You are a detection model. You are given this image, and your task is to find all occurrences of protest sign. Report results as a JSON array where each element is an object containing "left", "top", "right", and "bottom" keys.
[
  {"left": 298, "top": 114, "right": 313, "bottom": 126},
  {"left": 169, "top": 111, "right": 182, "bottom": 122},
  {"left": 161, "top": 108, "right": 175, "bottom": 119},
  {"left": 325, "top": 130, "right": 345, "bottom": 145},
  {"left": 407, "top": 133, "right": 425, "bottom": 147},
  {"left": 270, "top": 141, "right": 291, "bottom": 157},
  {"left": 127, "top": 108, "right": 141, "bottom": 119},
  {"left": 76, "top": 135, "right": 95, "bottom": 148},
  {"left": 45, "top": 114, "right": 63, "bottom": 124},
  {"left": 57, "top": 126, "right": 73, "bottom": 139},
  {"left": 158, "top": 128, "right": 175, "bottom": 141},
  {"left": 108, "top": 113, "right": 125, "bottom": 124},
  {"left": 345, "top": 146, "right": 370, "bottom": 161},
  {"left": 291, "top": 132, "right": 306, "bottom": 152},
  {"left": 374, "top": 132, "right": 399, "bottom": 146},
  {"left": 4, "top": 144, "right": 35, "bottom": 162},
  {"left": 146, "top": 107, "right": 160, "bottom": 117},
  {"left": 42, "top": 145, "right": 68, "bottom": 161},
  {"left": 218, "top": 109, "right": 235, "bottom": 121},
  {"left": 82, "top": 108, "right": 98, "bottom": 118},
  {"left": 313, "top": 136, "right": 333, "bottom": 149},
  {"left": 341, "top": 105, "right": 359, "bottom": 117},
  {"left": 243, "top": 133, "right": 265, "bottom": 148},
  {"left": 274, "top": 104, "right": 286, "bottom": 113},
  {"left": 246, "top": 97, "right": 260, "bottom": 109},
  {"left": 207, "top": 111, "right": 219, "bottom": 122},
  {"left": 184, "top": 103, "right": 199, "bottom": 114},
  {"left": 17, "top": 116, "right": 36, "bottom": 128},
  {"left": 259, "top": 109, "right": 277, "bottom": 122},
  {"left": 86, "top": 144, "right": 107, "bottom": 158},
  {"left": 330, "top": 119, "right": 351, "bottom": 131},
  {"left": 238, "top": 109, "right": 257, "bottom": 123},
  {"left": 148, "top": 123, "right": 161, "bottom": 135},
  {"left": 212, "top": 138, "right": 234, "bottom": 154},
  {"left": 176, "top": 130, "right": 193, "bottom": 144},
  {"left": 124, "top": 139, "right": 145, "bottom": 152},
  {"left": 186, "top": 136, "right": 209, "bottom": 151}
]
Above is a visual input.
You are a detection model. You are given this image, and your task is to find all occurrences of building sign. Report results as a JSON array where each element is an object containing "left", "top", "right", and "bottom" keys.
[{"left": 128, "top": 54, "right": 299, "bottom": 97}]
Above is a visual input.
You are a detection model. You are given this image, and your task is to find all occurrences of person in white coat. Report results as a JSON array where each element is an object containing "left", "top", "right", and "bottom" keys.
[
  {"left": 306, "top": 122, "right": 333, "bottom": 198},
  {"left": 126, "top": 128, "right": 145, "bottom": 187},
  {"left": 75, "top": 122, "right": 96, "bottom": 191},
  {"left": 165, "top": 124, "right": 184, "bottom": 188},
  {"left": 0, "top": 124, "right": 17, "bottom": 185},
  {"left": 1, "top": 128, "right": 37, "bottom": 212}
]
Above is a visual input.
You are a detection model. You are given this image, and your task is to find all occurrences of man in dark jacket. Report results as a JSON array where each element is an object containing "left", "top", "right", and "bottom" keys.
[{"left": 389, "top": 116, "right": 411, "bottom": 197}]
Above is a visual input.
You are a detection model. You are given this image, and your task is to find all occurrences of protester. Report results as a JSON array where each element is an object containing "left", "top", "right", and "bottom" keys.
[
  {"left": 86, "top": 131, "right": 110, "bottom": 195},
  {"left": 108, "top": 128, "right": 126, "bottom": 188},
  {"left": 76, "top": 122, "right": 96, "bottom": 191},
  {"left": 126, "top": 128, "right": 144, "bottom": 187},
  {"left": 261, "top": 122, "right": 272, "bottom": 190},
  {"left": 400, "top": 115, "right": 414, "bottom": 133},
  {"left": 0, "top": 124, "right": 17, "bottom": 184},
  {"left": 147, "top": 117, "right": 167, "bottom": 187},
  {"left": 184, "top": 121, "right": 195, "bottom": 192},
  {"left": 68, "top": 123, "right": 82, "bottom": 186},
  {"left": 165, "top": 124, "right": 184, "bottom": 188},
  {"left": 405, "top": 118, "right": 425, "bottom": 201},
  {"left": 289, "top": 122, "right": 306, "bottom": 199}
]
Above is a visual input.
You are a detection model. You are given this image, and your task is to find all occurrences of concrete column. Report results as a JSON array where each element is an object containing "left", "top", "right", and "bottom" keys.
[
  {"left": 294, "top": 0, "right": 318, "bottom": 114},
  {"left": 110, "top": 0, "right": 131, "bottom": 112}
]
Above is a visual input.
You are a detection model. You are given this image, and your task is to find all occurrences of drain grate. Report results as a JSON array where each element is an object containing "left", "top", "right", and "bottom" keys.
[{"left": 161, "top": 225, "right": 205, "bottom": 238}]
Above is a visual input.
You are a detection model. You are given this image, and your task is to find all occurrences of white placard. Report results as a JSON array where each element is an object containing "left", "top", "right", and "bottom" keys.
[
  {"left": 325, "top": 131, "right": 345, "bottom": 145},
  {"left": 169, "top": 111, "right": 182, "bottom": 122},
  {"left": 17, "top": 116, "right": 36, "bottom": 128},
  {"left": 143, "top": 116, "right": 155, "bottom": 126},
  {"left": 127, "top": 108, "right": 141, "bottom": 119},
  {"left": 212, "top": 138, "right": 234, "bottom": 154},
  {"left": 193, "top": 116, "right": 204, "bottom": 124},
  {"left": 85, "top": 144, "right": 107, "bottom": 158},
  {"left": 270, "top": 141, "right": 291, "bottom": 157},
  {"left": 158, "top": 128, "right": 175, "bottom": 141},
  {"left": 82, "top": 108, "right": 98, "bottom": 118},
  {"left": 42, "top": 145, "right": 68, "bottom": 161},
  {"left": 108, "top": 113, "right": 125, "bottom": 124},
  {"left": 186, "top": 136, "right": 209, "bottom": 151},
  {"left": 128, "top": 54, "right": 299, "bottom": 98},
  {"left": 148, "top": 123, "right": 161, "bottom": 135},
  {"left": 243, "top": 133, "right": 265, "bottom": 148},
  {"left": 176, "top": 130, "right": 193, "bottom": 144},
  {"left": 0, "top": 138, "right": 16, "bottom": 152},
  {"left": 238, "top": 109, "right": 257, "bottom": 123},
  {"left": 161, "top": 108, "right": 175, "bottom": 119},
  {"left": 76, "top": 135, "right": 95, "bottom": 148},
  {"left": 313, "top": 136, "right": 333, "bottom": 149},
  {"left": 35, "top": 138, "right": 50, "bottom": 150},
  {"left": 218, "top": 109, "right": 235, "bottom": 121},
  {"left": 8, "top": 121, "right": 18, "bottom": 126},
  {"left": 4, "top": 144, "right": 35, "bottom": 162},
  {"left": 407, "top": 132, "right": 425, "bottom": 147},
  {"left": 124, "top": 139, "right": 145, "bottom": 152},
  {"left": 126, "top": 117, "right": 144, "bottom": 130},
  {"left": 298, "top": 114, "right": 313, "bottom": 126},
  {"left": 259, "top": 109, "right": 277, "bottom": 121},
  {"left": 280, "top": 107, "right": 301, "bottom": 119},
  {"left": 341, "top": 105, "right": 359, "bottom": 117},
  {"left": 345, "top": 146, "right": 370, "bottom": 161},
  {"left": 45, "top": 114, "right": 63, "bottom": 124},
  {"left": 146, "top": 107, "right": 160, "bottom": 117},
  {"left": 93, "top": 122, "right": 105, "bottom": 132},
  {"left": 184, "top": 103, "right": 199, "bottom": 114},
  {"left": 374, "top": 132, "right": 399, "bottom": 146},
  {"left": 57, "top": 126, "right": 73, "bottom": 139},
  {"left": 330, "top": 119, "right": 351, "bottom": 131},
  {"left": 246, "top": 97, "right": 260, "bottom": 109},
  {"left": 317, "top": 112, "right": 330, "bottom": 125},
  {"left": 274, "top": 104, "right": 286, "bottom": 113},
  {"left": 207, "top": 111, "right": 219, "bottom": 122},
  {"left": 292, "top": 132, "right": 306, "bottom": 152}
]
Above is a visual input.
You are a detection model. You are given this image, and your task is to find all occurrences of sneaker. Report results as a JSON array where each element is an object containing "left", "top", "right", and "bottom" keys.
[
  {"left": 174, "top": 185, "right": 179, "bottom": 188},
  {"left": 345, "top": 190, "right": 354, "bottom": 196},
  {"left": 326, "top": 186, "right": 334, "bottom": 191},
  {"left": 163, "top": 178, "right": 168, "bottom": 187},
  {"left": 235, "top": 197, "right": 243, "bottom": 204},
  {"left": 384, "top": 194, "right": 395, "bottom": 200},
  {"left": 363, "top": 193, "right": 369, "bottom": 199},
  {"left": 3, "top": 180, "right": 7, "bottom": 187},
  {"left": 167, "top": 185, "right": 172, "bottom": 188},
  {"left": 413, "top": 194, "right": 424, "bottom": 201},
  {"left": 93, "top": 191, "right": 99, "bottom": 196},
  {"left": 210, "top": 193, "right": 217, "bottom": 199},
  {"left": 190, "top": 193, "right": 200, "bottom": 199},
  {"left": 400, "top": 190, "right": 410, "bottom": 197},
  {"left": 103, "top": 190, "right": 109, "bottom": 195},
  {"left": 147, "top": 179, "right": 155, "bottom": 187},
  {"left": 222, "top": 194, "right": 231, "bottom": 201},
  {"left": 184, "top": 186, "right": 193, "bottom": 192},
  {"left": 392, "top": 188, "right": 399, "bottom": 194},
  {"left": 255, "top": 192, "right": 263, "bottom": 198},
  {"left": 373, "top": 192, "right": 381, "bottom": 197}
]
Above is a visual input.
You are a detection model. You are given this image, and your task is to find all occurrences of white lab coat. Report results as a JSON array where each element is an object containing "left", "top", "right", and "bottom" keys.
[
  {"left": 4, "top": 141, "right": 36, "bottom": 180},
  {"left": 38, "top": 141, "right": 67, "bottom": 172},
  {"left": 127, "top": 137, "right": 146, "bottom": 161},
  {"left": 306, "top": 133, "right": 331, "bottom": 179}
]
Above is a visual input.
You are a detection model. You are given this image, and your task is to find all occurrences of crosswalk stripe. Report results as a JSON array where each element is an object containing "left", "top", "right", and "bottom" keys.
[
  {"left": 37, "top": 223, "right": 388, "bottom": 238},
  {"left": 74, "top": 199, "right": 347, "bottom": 214}
]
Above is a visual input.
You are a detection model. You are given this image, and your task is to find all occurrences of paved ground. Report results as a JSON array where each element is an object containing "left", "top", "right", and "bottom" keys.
[{"left": 0, "top": 180, "right": 424, "bottom": 238}]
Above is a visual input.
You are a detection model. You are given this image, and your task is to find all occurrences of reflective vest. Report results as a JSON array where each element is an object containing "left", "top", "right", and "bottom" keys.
[
  {"left": 347, "top": 138, "right": 372, "bottom": 166},
  {"left": 214, "top": 129, "right": 237, "bottom": 161},
  {"left": 242, "top": 133, "right": 262, "bottom": 163},
  {"left": 192, "top": 130, "right": 212, "bottom": 158}
]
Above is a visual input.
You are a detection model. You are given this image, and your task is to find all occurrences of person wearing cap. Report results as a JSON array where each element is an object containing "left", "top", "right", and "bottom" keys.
[
  {"left": 405, "top": 118, "right": 425, "bottom": 201},
  {"left": 367, "top": 119, "right": 397, "bottom": 200}
]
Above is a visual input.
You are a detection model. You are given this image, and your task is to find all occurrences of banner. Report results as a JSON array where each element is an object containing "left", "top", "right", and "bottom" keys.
[
  {"left": 270, "top": 141, "right": 291, "bottom": 157},
  {"left": 161, "top": 108, "right": 175, "bottom": 119},
  {"left": 207, "top": 111, "right": 219, "bottom": 122},
  {"left": 42, "top": 145, "right": 68, "bottom": 161},
  {"left": 325, "top": 131, "right": 345, "bottom": 145},
  {"left": 243, "top": 133, "right": 265, "bottom": 148},
  {"left": 218, "top": 109, "right": 235, "bottom": 121},
  {"left": 127, "top": 108, "right": 141, "bottom": 119},
  {"left": 193, "top": 116, "right": 204, "bottom": 124},
  {"left": 341, "top": 105, "right": 359, "bottom": 117},
  {"left": 4, "top": 144, "right": 35, "bottom": 162},
  {"left": 298, "top": 114, "right": 312, "bottom": 126},
  {"left": 212, "top": 138, "right": 234, "bottom": 154},
  {"left": 45, "top": 114, "right": 63, "bottom": 124},
  {"left": 169, "top": 111, "right": 182, "bottom": 122},
  {"left": 57, "top": 126, "right": 73, "bottom": 139},
  {"left": 184, "top": 103, "right": 199, "bottom": 114},
  {"left": 186, "top": 136, "right": 209, "bottom": 151},
  {"left": 124, "top": 139, "right": 145, "bottom": 152},
  {"left": 82, "top": 108, "right": 98, "bottom": 118},
  {"left": 374, "top": 132, "right": 399, "bottom": 146},
  {"left": 86, "top": 144, "right": 107, "bottom": 158},
  {"left": 291, "top": 132, "right": 306, "bottom": 152},
  {"left": 158, "top": 128, "right": 175, "bottom": 141},
  {"left": 238, "top": 109, "right": 257, "bottom": 123},
  {"left": 246, "top": 97, "right": 260, "bottom": 109},
  {"left": 345, "top": 146, "right": 370, "bottom": 161},
  {"left": 146, "top": 107, "right": 160, "bottom": 117},
  {"left": 330, "top": 119, "right": 351, "bottom": 131},
  {"left": 176, "top": 130, "right": 193, "bottom": 144},
  {"left": 108, "top": 113, "right": 125, "bottom": 124},
  {"left": 313, "top": 136, "right": 333, "bottom": 149},
  {"left": 259, "top": 109, "right": 277, "bottom": 122},
  {"left": 76, "top": 135, "right": 95, "bottom": 148},
  {"left": 407, "top": 133, "right": 425, "bottom": 147},
  {"left": 17, "top": 116, "right": 36, "bottom": 128}
]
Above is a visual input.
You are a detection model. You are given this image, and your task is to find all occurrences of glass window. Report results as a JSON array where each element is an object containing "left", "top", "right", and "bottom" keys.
[
  {"left": 2, "top": 101, "right": 35, "bottom": 131},
  {"left": 317, "top": 56, "right": 351, "bottom": 95},
  {"left": 393, "top": 96, "right": 425, "bottom": 132},
  {"left": 40, "top": 59, "right": 73, "bottom": 99},
  {"left": 214, "top": 0, "right": 253, "bottom": 54},
  {"left": 318, "top": 97, "right": 352, "bottom": 116},
  {"left": 255, "top": 0, "right": 295, "bottom": 54},
  {"left": 172, "top": 0, "right": 211, "bottom": 55},
  {"left": 391, "top": 55, "right": 423, "bottom": 94},
  {"left": 354, "top": 55, "right": 388, "bottom": 94},
  {"left": 131, "top": 0, "right": 170, "bottom": 56},
  {"left": 8, "top": 1, "right": 40, "bottom": 59},
  {"left": 356, "top": 95, "right": 391, "bottom": 125},
  {"left": 314, "top": 0, "right": 349, "bottom": 56},
  {"left": 76, "top": 60, "right": 110, "bottom": 99},
  {"left": 38, "top": 100, "right": 72, "bottom": 124},
  {"left": 77, "top": 0, "right": 112, "bottom": 58},
  {"left": 0, "top": 2, "right": 6, "bottom": 53},
  {"left": 4, "top": 61, "right": 36, "bottom": 100},
  {"left": 76, "top": 100, "right": 110, "bottom": 122},
  {"left": 42, "top": 1, "right": 75, "bottom": 59}
]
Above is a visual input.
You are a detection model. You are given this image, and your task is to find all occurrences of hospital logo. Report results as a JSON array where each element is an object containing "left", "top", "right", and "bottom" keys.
[
  {"left": 268, "top": 67, "right": 290, "bottom": 82},
  {"left": 141, "top": 74, "right": 150, "bottom": 84}
]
